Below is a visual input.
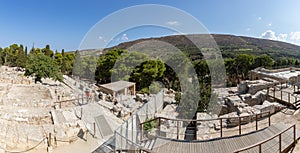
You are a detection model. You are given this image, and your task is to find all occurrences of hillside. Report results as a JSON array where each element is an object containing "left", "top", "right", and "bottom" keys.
[{"left": 102, "top": 34, "right": 300, "bottom": 60}]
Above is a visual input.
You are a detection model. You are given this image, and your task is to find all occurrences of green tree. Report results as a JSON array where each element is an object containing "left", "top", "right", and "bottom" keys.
[
  {"left": 131, "top": 59, "right": 166, "bottom": 91},
  {"left": 3, "top": 47, "right": 9, "bottom": 64},
  {"left": 8, "top": 44, "right": 19, "bottom": 66},
  {"left": 42, "top": 44, "right": 54, "bottom": 57},
  {"left": 54, "top": 52, "right": 63, "bottom": 66},
  {"left": 95, "top": 49, "right": 126, "bottom": 83},
  {"left": 63, "top": 52, "right": 75, "bottom": 75},
  {"left": 30, "top": 46, "right": 35, "bottom": 54},
  {"left": 193, "top": 60, "right": 209, "bottom": 83},
  {"left": 234, "top": 54, "right": 254, "bottom": 82},
  {"left": 16, "top": 44, "right": 27, "bottom": 68},
  {"left": 252, "top": 54, "right": 274, "bottom": 68},
  {"left": 225, "top": 58, "right": 236, "bottom": 86},
  {"left": 0, "top": 48, "right": 3, "bottom": 65},
  {"left": 25, "top": 53, "right": 63, "bottom": 83},
  {"left": 83, "top": 55, "right": 98, "bottom": 82},
  {"left": 72, "top": 50, "right": 84, "bottom": 78},
  {"left": 25, "top": 46, "right": 28, "bottom": 55}
]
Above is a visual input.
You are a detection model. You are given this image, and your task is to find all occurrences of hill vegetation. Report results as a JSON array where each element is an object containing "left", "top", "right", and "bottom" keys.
[
  {"left": 106, "top": 34, "right": 300, "bottom": 60},
  {"left": 1, "top": 34, "right": 300, "bottom": 114}
]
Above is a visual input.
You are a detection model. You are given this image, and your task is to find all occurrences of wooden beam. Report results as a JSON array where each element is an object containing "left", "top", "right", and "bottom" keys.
[
  {"left": 220, "top": 118, "right": 223, "bottom": 138},
  {"left": 239, "top": 117, "right": 241, "bottom": 135},
  {"left": 279, "top": 134, "right": 282, "bottom": 152},
  {"left": 256, "top": 114, "right": 258, "bottom": 131},
  {"left": 177, "top": 120, "right": 179, "bottom": 139}
]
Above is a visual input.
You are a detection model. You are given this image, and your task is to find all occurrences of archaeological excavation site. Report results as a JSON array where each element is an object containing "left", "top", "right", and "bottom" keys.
[{"left": 1, "top": 63, "right": 300, "bottom": 153}]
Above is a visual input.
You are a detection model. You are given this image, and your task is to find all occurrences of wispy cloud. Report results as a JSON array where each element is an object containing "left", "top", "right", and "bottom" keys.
[
  {"left": 98, "top": 36, "right": 107, "bottom": 42},
  {"left": 261, "top": 30, "right": 287, "bottom": 41},
  {"left": 267, "top": 23, "right": 272, "bottom": 27},
  {"left": 278, "top": 34, "right": 288, "bottom": 41},
  {"left": 257, "top": 17, "right": 262, "bottom": 21},
  {"left": 261, "top": 30, "right": 277, "bottom": 40},
  {"left": 122, "top": 33, "right": 129, "bottom": 41},
  {"left": 166, "top": 21, "right": 179, "bottom": 26},
  {"left": 290, "top": 32, "right": 300, "bottom": 41},
  {"left": 260, "top": 30, "right": 300, "bottom": 46}
]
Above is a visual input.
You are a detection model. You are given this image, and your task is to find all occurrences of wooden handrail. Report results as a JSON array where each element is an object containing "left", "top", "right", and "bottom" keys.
[
  {"left": 54, "top": 96, "right": 88, "bottom": 104},
  {"left": 139, "top": 111, "right": 271, "bottom": 142},
  {"left": 233, "top": 124, "right": 296, "bottom": 153},
  {"left": 54, "top": 98, "right": 77, "bottom": 103},
  {"left": 139, "top": 111, "right": 271, "bottom": 125}
]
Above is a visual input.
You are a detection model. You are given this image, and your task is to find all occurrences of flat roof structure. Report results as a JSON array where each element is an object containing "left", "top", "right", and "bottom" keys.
[
  {"left": 98, "top": 80, "right": 136, "bottom": 97},
  {"left": 267, "top": 70, "right": 300, "bottom": 80},
  {"left": 250, "top": 67, "right": 300, "bottom": 84}
]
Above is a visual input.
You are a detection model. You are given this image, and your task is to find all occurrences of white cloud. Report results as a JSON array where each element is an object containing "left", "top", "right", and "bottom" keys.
[
  {"left": 98, "top": 36, "right": 107, "bottom": 42},
  {"left": 261, "top": 30, "right": 288, "bottom": 42},
  {"left": 290, "top": 32, "right": 300, "bottom": 41},
  {"left": 171, "top": 32, "right": 186, "bottom": 35},
  {"left": 121, "top": 33, "right": 128, "bottom": 41},
  {"left": 246, "top": 28, "right": 251, "bottom": 31},
  {"left": 289, "top": 32, "right": 300, "bottom": 45},
  {"left": 267, "top": 23, "right": 272, "bottom": 27},
  {"left": 166, "top": 21, "right": 179, "bottom": 26},
  {"left": 257, "top": 17, "right": 262, "bottom": 21},
  {"left": 278, "top": 34, "right": 288, "bottom": 41},
  {"left": 261, "top": 30, "right": 277, "bottom": 40}
]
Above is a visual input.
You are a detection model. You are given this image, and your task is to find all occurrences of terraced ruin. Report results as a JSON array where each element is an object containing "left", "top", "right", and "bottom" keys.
[{"left": 1, "top": 65, "right": 300, "bottom": 153}]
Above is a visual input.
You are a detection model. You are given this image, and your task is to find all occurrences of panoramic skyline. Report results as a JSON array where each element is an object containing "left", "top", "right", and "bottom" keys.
[{"left": 1, "top": 0, "right": 300, "bottom": 51}]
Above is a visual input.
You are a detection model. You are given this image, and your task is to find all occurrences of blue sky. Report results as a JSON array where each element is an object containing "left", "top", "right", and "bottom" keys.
[{"left": 1, "top": 0, "right": 300, "bottom": 51}]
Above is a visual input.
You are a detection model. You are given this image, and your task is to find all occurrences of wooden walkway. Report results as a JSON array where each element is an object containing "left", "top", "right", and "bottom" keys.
[
  {"left": 141, "top": 123, "right": 299, "bottom": 153},
  {"left": 267, "top": 87, "right": 300, "bottom": 109}
]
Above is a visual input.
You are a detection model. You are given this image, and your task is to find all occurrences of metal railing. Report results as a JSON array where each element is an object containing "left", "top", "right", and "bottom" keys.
[
  {"left": 115, "top": 131, "right": 154, "bottom": 153},
  {"left": 234, "top": 124, "right": 296, "bottom": 153},
  {"left": 53, "top": 94, "right": 93, "bottom": 108},
  {"left": 139, "top": 112, "right": 271, "bottom": 142},
  {"left": 113, "top": 90, "right": 164, "bottom": 152}
]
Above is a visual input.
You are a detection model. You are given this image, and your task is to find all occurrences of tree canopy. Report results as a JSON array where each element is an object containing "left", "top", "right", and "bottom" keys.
[{"left": 25, "top": 53, "right": 63, "bottom": 83}]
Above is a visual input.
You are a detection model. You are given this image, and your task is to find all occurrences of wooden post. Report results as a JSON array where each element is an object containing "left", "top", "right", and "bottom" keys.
[
  {"left": 280, "top": 82, "right": 282, "bottom": 89},
  {"left": 177, "top": 120, "right": 179, "bottom": 140},
  {"left": 82, "top": 94, "right": 84, "bottom": 103},
  {"left": 220, "top": 118, "right": 223, "bottom": 138},
  {"left": 268, "top": 112, "right": 271, "bottom": 126},
  {"left": 288, "top": 93, "right": 290, "bottom": 103},
  {"left": 259, "top": 144, "right": 262, "bottom": 153},
  {"left": 59, "top": 102, "right": 61, "bottom": 109},
  {"left": 54, "top": 136, "right": 57, "bottom": 146},
  {"left": 294, "top": 85, "right": 296, "bottom": 92},
  {"left": 139, "top": 124, "right": 143, "bottom": 142},
  {"left": 158, "top": 118, "right": 161, "bottom": 136},
  {"left": 80, "top": 107, "right": 83, "bottom": 120},
  {"left": 279, "top": 134, "right": 282, "bottom": 152},
  {"left": 281, "top": 91, "right": 283, "bottom": 101},
  {"left": 273, "top": 87, "right": 275, "bottom": 97},
  {"left": 256, "top": 114, "right": 258, "bottom": 131},
  {"left": 48, "top": 133, "right": 52, "bottom": 147},
  {"left": 294, "top": 125, "right": 296, "bottom": 146},
  {"left": 239, "top": 117, "right": 241, "bottom": 135},
  {"left": 93, "top": 122, "right": 96, "bottom": 138}
]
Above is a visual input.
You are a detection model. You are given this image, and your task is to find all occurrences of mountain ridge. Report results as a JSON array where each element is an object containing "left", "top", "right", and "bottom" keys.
[{"left": 84, "top": 34, "right": 300, "bottom": 59}]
